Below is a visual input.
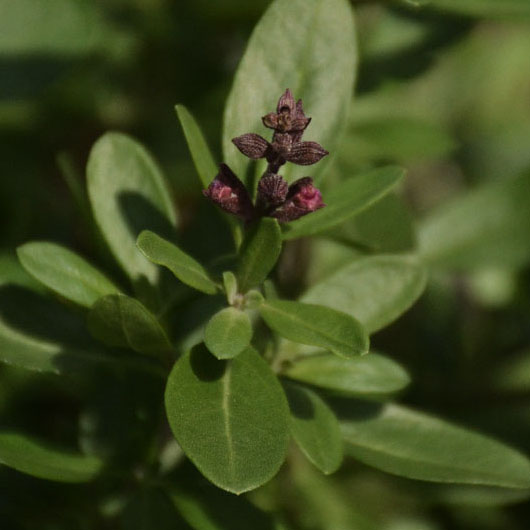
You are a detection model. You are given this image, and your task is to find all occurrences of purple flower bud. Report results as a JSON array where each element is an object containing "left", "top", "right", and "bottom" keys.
[
  {"left": 271, "top": 177, "right": 325, "bottom": 223},
  {"left": 284, "top": 141, "right": 328, "bottom": 166},
  {"left": 232, "top": 133, "right": 271, "bottom": 160},
  {"left": 257, "top": 173, "right": 289, "bottom": 208},
  {"left": 277, "top": 88, "right": 295, "bottom": 114},
  {"left": 203, "top": 164, "right": 255, "bottom": 221}
]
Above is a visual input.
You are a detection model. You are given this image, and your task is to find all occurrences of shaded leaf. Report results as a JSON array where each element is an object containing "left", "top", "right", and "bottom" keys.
[
  {"left": 137, "top": 230, "right": 218, "bottom": 295},
  {"left": 283, "top": 381, "right": 343, "bottom": 474},
  {"left": 284, "top": 352, "right": 410, "bottom": 399},
  {"left": 0, "top": 430, "right": 102, "bottom": 483},
  {"left": 165, "top": 344, "right": 289, "bottom": 494},
  {"left": 175, "top": 104, "right": 218, "bottom": 189},
  {"left": 339, "top": 402, "right": 530, "bottom": 488},
  {"left": 223, "top": 0, "right": 357, "bottom": 183},
  {"left": 302, "top": 255, "right": 427, "bottom": 334},
  {"left": 87, "top": 132, "right": 177, "bottom": 284},
  {"left": 283, "top": 166, "right": 405, "bottom": 240},
  {"left": 17, "top": 241, "right": 121, "bottom": 308},
  {"left": 88, "top": 294, "right": 173, "bottom": 357},
  {"left": 425, "top": 0, "right": 530, "bottom": 20},
  {"left": 237, "top": 218, "right": 282, "bottom": 292},
  {"left": 260, "top": 300, "right": 369, "bottom": 358},
  {"left": 170, "top": 482, "right": 275, "bottom": 530}
]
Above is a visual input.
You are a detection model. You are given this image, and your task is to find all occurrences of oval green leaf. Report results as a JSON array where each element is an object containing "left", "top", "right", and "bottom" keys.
[
  {"left": 339, "top": 402, "right": 530, "bottom": 489},
  {"left": 237, "top": 218, "right": 282, "bottom": 293},
  {"left": 283, "top": 382, "right": 343, "bottom": 474},
  {"left": 87, "top": 132, "right": 177, "bottom": 284},
  {"left": 302, "top": 255, "right": 427, "bottom": 334},
  {"left": 88, "top": 293, "right": 173, "bottom": 357},
  {"left": 17, "top": 241, "right": 121, "bottom": 308},
  {"left": 283, "top": 166, "right": 405, "bottom": 240},
  {"left": 284, "top": 353, "right": 410, "bottom": 399},
  {"left": 165, "top": 344, "right": 290, "bottom": 494},
  {"left": 175, "top": 104, "right": 218, "bottom": 189},
  {"left": 137, "top": 230, "right": 218, "bottom": 295},
  {"left": 204, "top": 307, "right": 253, "bottom": 360},
  {"left": 223, "top": 0, "right": 357, "bottom": 184},
  {"left": 259, "top": 300, "right": 369, "bottom": 358},
  {"left": 0, "top": 431, "right": 102, "bottom": 483}
]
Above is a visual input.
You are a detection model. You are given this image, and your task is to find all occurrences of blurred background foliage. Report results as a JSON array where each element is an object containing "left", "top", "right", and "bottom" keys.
[{"left": 1, "top": 0, "right": 530, "bottom": 529}]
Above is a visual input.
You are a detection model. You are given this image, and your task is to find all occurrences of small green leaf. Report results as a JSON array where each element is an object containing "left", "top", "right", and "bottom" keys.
[
  {"left": 88, "top": 294, "right": 173, "bottom": 357},
  {"left": 302, "top": 255, "right": 427, "bottom": 334},
  {"left": 237, "top": 218, "right": 282, "bottom": 293},
  {"left": 283, "top": 166, "right": 405, "bottom": 240},
  {"left": 339, "top": 402, "right": 530, "bottom": 488},
  {"left": 260, "top": 300, "right": 369, "bottom": 359},
  {"left": 284, "top": 353, "right": 410, "bottom": 399},
  {"left": 165, "top": 344, "right": 289, "bottom": 494},
  {"left": 87, "top": 132, "right": 177, "bottom": 284},
  {"left": 223, "top": 0, "right": 357, "bottom": 184},
  {"left": 222, "top": 271, "right": 238, "bottom": 305},
  {"left": 244, "top": 290, "right": 264, "bottom": 309},
  {"left": 17, "top": 241, "right": 121, "bottom": 308},
  {"left": 419, "top": 170, "right": 530, "bottom": 271},
  {"left": 175, "top": 104, "right": 218, "bottom": 189},
  {"left": 204, "top": 307, "right": 252, "bottom": 360},
  {"left": 0, "top": 431, "right": 102, "bottom": 483},
  {"left": 137, "top": 230, "right": 218, "bottom": 295},
  {"left": 283, "top": 382, "right": 343, "bottom": 474}
]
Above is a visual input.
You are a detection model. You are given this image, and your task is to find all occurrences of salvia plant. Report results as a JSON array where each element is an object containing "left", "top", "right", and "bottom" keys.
[{"left": 2, "top": 0, "right": 530, "bottom": 528}]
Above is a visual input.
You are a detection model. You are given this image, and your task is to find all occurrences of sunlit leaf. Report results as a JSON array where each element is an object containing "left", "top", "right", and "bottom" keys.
[
  {"left": 260, "top": 300, "right": 369, "bottom": 358},
  {"left": 87, "top": 132, "right": 177, "bottom": 284},
  {"left": 165, "top": 344, "right": 289, "bottom": 494},
  {"left": 0, "top": 431, "right": 102, "bottom": 483},
  {"left": 302, "top": 255, "right": 427, "bottom": 333},
  {"left": 17, "top": 241, "right": 121, "bottom": 308},
  {"left": 223, "top": 0, "right": 357, "bottom": 184},
  {"left": 339, "top": 402, "right": 530, "bottom": 488}
]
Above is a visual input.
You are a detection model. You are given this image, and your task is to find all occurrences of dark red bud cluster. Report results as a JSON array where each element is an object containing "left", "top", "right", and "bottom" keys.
[{"left": 203, "top": 89, "right": 327, "bottom": 223}]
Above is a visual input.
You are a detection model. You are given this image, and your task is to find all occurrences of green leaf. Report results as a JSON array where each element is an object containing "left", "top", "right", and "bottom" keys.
[
  {"left": 426, "top": 0, "right": 530, "bottom": 20},
  {"left": 237, "top": 218, "right": 281, "bottom": 293},
  {"left": 339, "top": 402, "right": 530, "bottom": 488},
  {"left": 283, "top": 382, "right": 343, "bottom": 474},
  {"left": 282, "top": 166, "right": 405, "bottom": 240},
  {"left": 17, "top": 241, "right": 121, "bottom": 308},
  {"left": 87, "top": 132, "right": 177, "bottom": 284},
  {"left": 302, "top": 255, "right": 427, "bottom": 334},
  {"left": 223, "top": 0, "right": 357, "bottom": 183},
  {"left": 260, "top": 300, "right": 369, "bottom": 358},
  {"left": 165, "top": 344, "right": 289, "bottom": 494},
  {"left": 284, "top": 353, "right": 410, "bottom": 399},
  {"left": 175, "top": 104, "right": 218, "bottom": 189},
  {"left": 204, "top": 307, "right": 253, "bottom": 360},
  {"left": 419, "top": 171, "right": 530, "bottom": 271},
  {"left": 137, "top": 230, "right": 218, "bottom": 295},
  {"left": 0, "top": 431, "right": 102, "bottom": 483},
  {"left": 170, "top": 483, "right": 276, "bottom": 530},
  {"left": 88, "top": 294, "right": 173, "bottom": 357},
  {"left": 0, "top": 0, "right": 111, "bottom": 57},
  {"left": 222, "top": 271, "right": 238, "bottom": 304}
]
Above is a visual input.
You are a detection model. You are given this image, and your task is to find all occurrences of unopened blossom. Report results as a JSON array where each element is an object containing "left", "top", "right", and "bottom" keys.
[
  {"left": 271, "top": 177, "right": 325, "bottom": 222},
  {"left": 203, "top": 164, "right": 255, "bottom": 221}
]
